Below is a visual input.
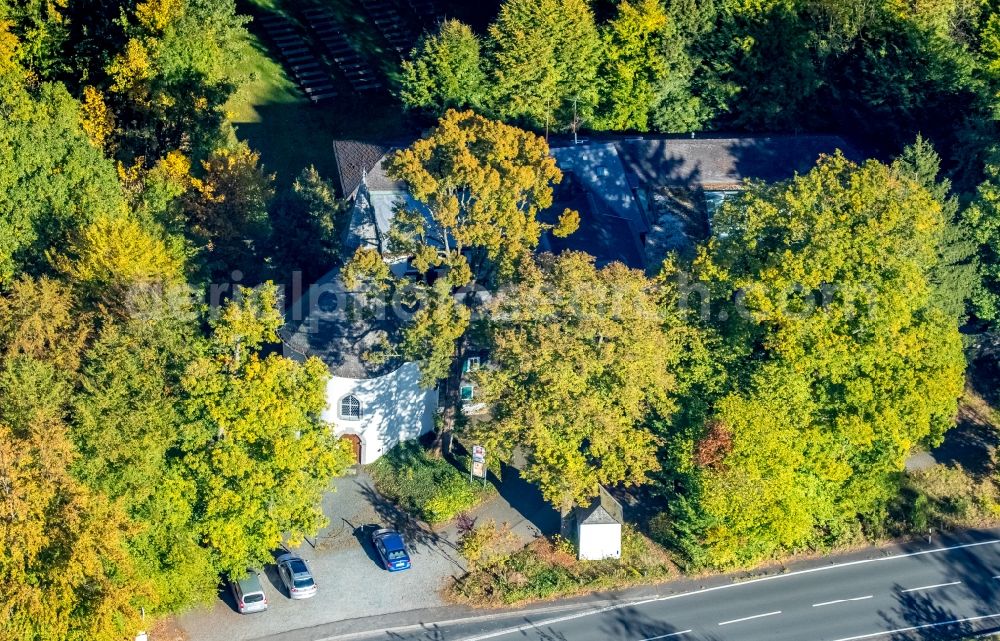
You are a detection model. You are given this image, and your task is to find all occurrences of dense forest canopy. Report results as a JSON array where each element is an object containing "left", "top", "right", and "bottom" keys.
[
  {"left": 402, "top": 0, "right": 1000, "bottom": 185},
  {"left": 1, "top": 0, "right": 999, "bottom": 636}
]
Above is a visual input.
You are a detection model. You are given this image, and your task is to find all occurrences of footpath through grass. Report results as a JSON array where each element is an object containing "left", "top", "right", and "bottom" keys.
[
  {"left": 883, "top": 386, "right": 1000, "bottom": 537},
  {"left": 368, "top": 441, "right": 496, "bottom": 524}
]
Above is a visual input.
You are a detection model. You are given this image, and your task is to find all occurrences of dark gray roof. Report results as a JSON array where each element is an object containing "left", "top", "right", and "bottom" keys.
[
  {"left": 332, "top": 139, "right": 410, "bottom": 198},
  {"left": 577, "top": 486, "right": 624, "bottom": 525},
  {"left": 551, "top": 143, "right": 648, "bottom": 234},
  {"left": 614, "top": 135, "right": 857, "bottom": 191},
  {"left": 543, "top": 171, "right": 645, "bottom": 270},
  {"left": 544, "top": 135, "right": 855, "bottom": 271},
  {"left": 280, "top": 268, "right": 402, "bottom": 379}
]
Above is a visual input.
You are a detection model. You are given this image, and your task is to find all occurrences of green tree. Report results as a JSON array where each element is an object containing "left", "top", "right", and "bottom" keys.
[
  {"left": 892, "top": 135, "right": 977, "bottom": 323},
  {"left": 969, "top": 147, "right": 1000, "bottom": 323},
  {"left": 699, "top": 2, "right": 822, "bottom": 130},
  {"left": 184, "top": 143, "right": 275, "bottom": 279},
  {"left": 72, "top": 290, "right": 216, "bottom": 615},
  {"left": 400, "top": 278, "right": 471, "bottom": 384},
  {"left": 0, "top": 372, "right": 146, "bottom": 641},
  {"left": 0, "top": 75, "right": 124, "bottom": 285},
  {"left": 269, "top": 166, "right": 345, "bottom": 284},
  {"left": 596, "top": 0, "right": 704, "bottom": 132},
  {"left": 0, "top": 0, "right": 71, "bottom": 78},
  {"left": 399, "top": 19, "right": 486, "bottom": 115},
  {"left": 663, "top": 154, "right": 965, "bottom": 567},
  {"left": 180, "top": 284, "right": 352, "bottom": 575},
  {"left": 475, "top": 252, "right": 686, "bottom": 512},
  {"left": 106, "top": 0, "right": 249, "bottom": 160},
  {"left": 487, "top": 0, "right": 602, "bottom": 130}
]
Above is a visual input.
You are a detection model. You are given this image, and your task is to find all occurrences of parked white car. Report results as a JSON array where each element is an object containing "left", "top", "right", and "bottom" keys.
[
  {"left": 230, "top": 570, "right": 268, "bottom": 614},
  {"left": 276, "top": 553, "right": 317, "bottom": 599}
]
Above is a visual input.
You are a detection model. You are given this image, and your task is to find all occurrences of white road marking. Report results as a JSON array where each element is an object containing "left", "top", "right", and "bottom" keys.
[
  {"left": 813, "top": 595, "right": 873, "bottom": 607},
  {"left": 826, "top": 612, "right": 1000, "bottom": 641},
  {"left": 637, "top": 631, "right": 692, "bottom": 641},
  {"left": 718, "top": 611, "right": 782, "bottom": 626},
  {"left": 900, "top": 581, "right": 962, "bottom": 593},
  {"left": 454, "top": 539, "right": 1000, "bottom": 641},
  {"left": 452, "top": 599, "right": 663, "bottom": 641}
]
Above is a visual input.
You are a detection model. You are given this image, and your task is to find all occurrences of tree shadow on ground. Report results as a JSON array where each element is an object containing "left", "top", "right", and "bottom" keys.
[
  {"left": 496, "top": 462, "right": 560, "bottom": 536},
  {"left": 354, "top": 477, "right": 465, "bottom": 572},
  {"left": 597, "top": 603, "right": 722, "bottom": 641},
  {"left": 383, "top": 622, "right": 449, "bottom": 640},
  {"left": 875, "top": 533, "right": 1000, "bottom": 640},
  {"left": 880, "top": 586, "right": 1000, "bottom": 640},
  {"left": 350, "top": 522, "right": 386, "bottom": 568},
  {"left": 232, "top": 98, "right": 413, "bottom": 189},
  {"left": 380, "top": 618, "right": 568, "bottom": 641},
  {"left": 214, "top": 577, "right": 239, "bottom": 613},
  {"left": 932, "top": 384, "right": 1000, "bottom": 478}
]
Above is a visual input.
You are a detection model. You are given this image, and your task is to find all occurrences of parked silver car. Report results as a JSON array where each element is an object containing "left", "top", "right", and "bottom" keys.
[
  {"left": 276, "top": 553, "right": 317, "bottom": 599},
  {"left": 230, "top": 570, "right": 268, "bottom": 614}
]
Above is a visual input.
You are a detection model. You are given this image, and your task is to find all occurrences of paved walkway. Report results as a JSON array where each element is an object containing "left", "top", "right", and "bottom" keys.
[{"left": 438, "top": 462, "right": 560, "bottom": 545}]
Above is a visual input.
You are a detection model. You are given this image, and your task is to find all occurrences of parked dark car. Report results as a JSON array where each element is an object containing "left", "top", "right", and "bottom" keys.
[{"left": 370, "top": 528, "right": 411, "bottom": 571}]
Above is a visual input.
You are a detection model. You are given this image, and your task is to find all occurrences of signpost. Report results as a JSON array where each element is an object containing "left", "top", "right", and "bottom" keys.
[{"left": 471, "top": 445, "right": 487, "bottom": 486}]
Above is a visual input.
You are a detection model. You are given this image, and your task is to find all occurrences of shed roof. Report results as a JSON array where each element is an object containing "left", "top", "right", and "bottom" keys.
[{"left": 577, "top": 486, "right": 624, "bottom": 525}]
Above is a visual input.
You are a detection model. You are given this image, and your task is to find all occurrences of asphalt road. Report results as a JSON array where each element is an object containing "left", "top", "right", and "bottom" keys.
[{"left": 329, "top": 536, "right": 1000, "bottom": 641}]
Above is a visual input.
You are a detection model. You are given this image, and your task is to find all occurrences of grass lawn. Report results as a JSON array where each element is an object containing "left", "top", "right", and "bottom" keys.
[{"left": 227, "top": 0, "right": 411, "bottom": 188}]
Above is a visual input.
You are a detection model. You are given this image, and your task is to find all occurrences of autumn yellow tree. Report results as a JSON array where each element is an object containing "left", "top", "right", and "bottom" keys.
[
  {"left": 385, "top": 109, "right": 577, "bottom": 286},
  {"left": 0, "top": 278, "right": 147, "bottom": 641},
  {"left": 345, "top": 110, "right": 577, "bottom": 386},
  {"left": 661, "top": 153, "right": 966, "bottom": 568},
  {"left": 53, "top": 212, "right": 186, "bottom": 312},
  {"left": 474, "top": 252, "right": 689, "bottom": 512},
  {"left": 183, "top": 143, "right": 274, "bottom": 278}
]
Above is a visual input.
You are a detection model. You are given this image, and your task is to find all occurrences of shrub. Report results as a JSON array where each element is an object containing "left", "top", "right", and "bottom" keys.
[
  {"left": 897, "top": 464, "right": 998, "bottom": 531},
  {"left": 459, "top": 520, "right": 519, "bottom": 569},
  {"left": 369, "top": 442, "right": 495, "bottom": 524},
  {"left": 452, "top": 525, "right": 674, "bottom": 606}
]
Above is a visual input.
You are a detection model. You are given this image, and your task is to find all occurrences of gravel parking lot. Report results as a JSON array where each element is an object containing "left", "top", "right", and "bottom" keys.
[{"left": 178, "top": 473, "right": 468, "bottom": 641}]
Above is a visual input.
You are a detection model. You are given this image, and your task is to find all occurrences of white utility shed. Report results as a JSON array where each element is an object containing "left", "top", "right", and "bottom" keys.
[{"left": 576, "top": 487, "right": 624, "bottom": 561}]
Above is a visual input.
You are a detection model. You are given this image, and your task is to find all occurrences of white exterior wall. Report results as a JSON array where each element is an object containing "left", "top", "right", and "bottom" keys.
[
  {"left": 577, "top": 523, "right": 622, "bottom": 561},
  {"left": 323, "top": 362, "right": 438, "bottom": 465}
]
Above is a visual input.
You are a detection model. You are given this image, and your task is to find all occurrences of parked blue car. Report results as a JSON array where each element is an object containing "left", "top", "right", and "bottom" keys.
[{"left": 370, "top": 528, "right": 411, "bottom": 571}]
